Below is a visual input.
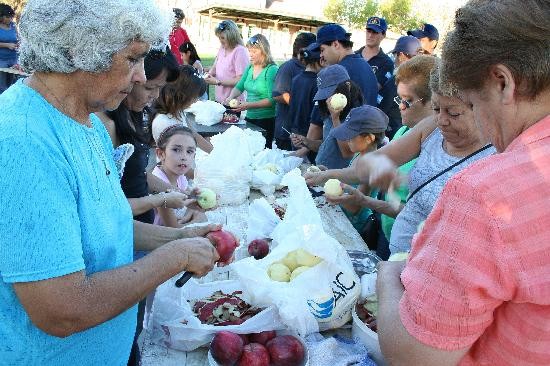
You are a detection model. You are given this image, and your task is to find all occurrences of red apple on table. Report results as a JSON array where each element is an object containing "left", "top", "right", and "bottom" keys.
[
  {"left": 210, "top": 331, "right": 244, "bottom": 365},
  {"left": 248, "top": 330, "right": 276, "bottom": 345},
  {"left": 247, "top": 239, "right": 270, "bottom": 260},
  {"left": 237, "top": 343, "right": 271, "bottom": 366},
  {"left": 207, "top": 229, "right": 239, "bottom": 265},
  {"left": 266, "top": 335, "right": 305, "bottom": 366}
]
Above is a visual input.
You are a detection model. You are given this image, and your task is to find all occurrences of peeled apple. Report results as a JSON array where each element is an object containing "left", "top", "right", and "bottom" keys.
[
  {"left": 197, "top": 188, "right": 217, "bottom": 209},
  {"left": 281, "top": 250, "right": 299, "bottom": 272},
  {"left": 388, "top": 252, "right": 409, "bottom": 262},
  {"left": 324, "top": 179, "right": 343, "bottom": 196},
  {"left": 290, "top": 266, "right": 310, "bottom": 281},
  {"left": 306, "top": 165, "right": 321, "bottom": 173},
  {"left": 330, "top": 93, "right": 347, "bottom": 110},
  {"left": 268, "top": 263, "right": 291, "bottom": 282},
  {"left": 262, "top": 163, "right": 280, "bottom": 175},
  {"left": 229, "top": 99, "right": 239, "bottom": 108},
  {"left": 294, "top": 248, "right": 322, "bottom": 267}
]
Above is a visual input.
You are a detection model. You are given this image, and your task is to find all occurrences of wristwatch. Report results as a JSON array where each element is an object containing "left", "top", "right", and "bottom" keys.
[{"left": 216, "top": 79, "right": 222, "bottom": 86}]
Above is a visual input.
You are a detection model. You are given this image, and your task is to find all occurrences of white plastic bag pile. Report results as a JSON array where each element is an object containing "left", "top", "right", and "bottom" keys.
[
  {"left": 251, "top": 147, "right": 303, "bottom": 197},
  {"left": 148, "top": 278, "right": 286, "bottom": 351},
  {"left": 232, "top": 169, "right": 360, "bottom": 336},
  {"left": 194, "top": 126, "right": 265, "bottom": 205},
  {"left": 185, "top": 100, "right": 226, "bottom": 126}
]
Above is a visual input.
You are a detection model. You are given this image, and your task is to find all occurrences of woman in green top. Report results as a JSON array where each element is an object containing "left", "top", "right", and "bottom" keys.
[{"left": 225, "top": 34, "right": 279, "bottom": 148}]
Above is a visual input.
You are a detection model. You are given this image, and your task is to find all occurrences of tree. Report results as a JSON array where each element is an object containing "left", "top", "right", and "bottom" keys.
[
  {"left": 4, "top": 0, "right": 28, "bottom": 21},
  {"left": 323, "top": 0, "right": 378, "bottom": 29},
  {"left": 379, "top": 0, "right": 423, "bottom": 32}
]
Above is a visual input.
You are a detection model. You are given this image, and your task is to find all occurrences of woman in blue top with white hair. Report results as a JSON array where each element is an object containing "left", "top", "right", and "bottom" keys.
[{"left": 0, "top": 1, "right": 220, "bottom": 365}]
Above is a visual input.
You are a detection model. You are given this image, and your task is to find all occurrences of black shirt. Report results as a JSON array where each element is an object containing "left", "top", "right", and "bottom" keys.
[
  {"left": 378, "top": 75, "right": 402, "bottom": 139},
  {"left": 287, "top": 70, "right": 318, "bottom": 136},
  {"left": 355, "top": 47, "right": 394, "bottom": 88},
  {"left": 272, "top": 58, "right": 304, "bottom": 140}
]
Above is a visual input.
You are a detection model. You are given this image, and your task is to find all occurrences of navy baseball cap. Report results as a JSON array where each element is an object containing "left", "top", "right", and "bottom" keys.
[
  {"left": 366, "top": 17, "right": 387, "bottom": 34},
  {"left": 313, "top": 64, "right": 350, "bottom": 101},
  {"left": 407, "top": 23, "right": 439, "bottom": 40},
  {"left": 301, "top": 42, "right": 321, "bottom": 61},
  {"left": 330, "top": 105, "right": 389, "bottom": 140},
  {"left": 389, "top": 36, "right": 422, "bottom": 55},
  {"left": 311, "top": 24, "right": 351, "bottom": 50}
]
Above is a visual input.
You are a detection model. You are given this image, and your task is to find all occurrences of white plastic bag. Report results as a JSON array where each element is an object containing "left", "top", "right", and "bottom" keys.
[
  {"left": 185, "top": 100, "right": 226, "bottom": 126},
  {"left": 251, "top": 148, "right": 303, "bottom": 195},
  {"left": 195, "top": 127, "right": 256, "bottom": 205},
  {"left": 246, "top": 197, "right": 281, "bottom": 242},
  {"left": 232, "top": 170, "right": 360, "bottom": 336},
  {"left": 148, "top": 278, "right": 286, "bottom": 351}
]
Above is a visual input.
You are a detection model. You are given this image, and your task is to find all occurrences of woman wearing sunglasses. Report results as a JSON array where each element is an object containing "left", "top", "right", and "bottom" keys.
[
  {"left": 305, "top": 55, "right": 494, "bottom": 258},
  {"left": 225, "top": 34, "right": 279, "bottom": 148},
  {"left": 204, "top": 20, "right": 249, "bottom": 104}
]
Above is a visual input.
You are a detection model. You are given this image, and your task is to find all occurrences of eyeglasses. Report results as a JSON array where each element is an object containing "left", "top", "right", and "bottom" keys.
[
  {"left": 217, "top": 21, "right": 227, "bottom": 31},
  {"left": 394, "top": 96, "right": 423, "bottom": 109}
]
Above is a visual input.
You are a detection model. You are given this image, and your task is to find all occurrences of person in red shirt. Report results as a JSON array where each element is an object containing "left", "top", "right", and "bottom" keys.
[{"left": 169, "top": 8, "right": 190, "bottom": 65}]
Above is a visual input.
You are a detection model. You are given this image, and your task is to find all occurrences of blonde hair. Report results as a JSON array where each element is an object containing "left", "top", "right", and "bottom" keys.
[
  {"left": 214, "top": 20, "right": 244, "bottom": 49},
  {"left": 246, "top": 34, "right": 275, "bottom": 67}
]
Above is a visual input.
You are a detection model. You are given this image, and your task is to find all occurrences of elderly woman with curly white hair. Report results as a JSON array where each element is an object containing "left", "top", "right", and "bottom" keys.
[{"left": 0, "top": 1, "right": 220, "bottom": 364}]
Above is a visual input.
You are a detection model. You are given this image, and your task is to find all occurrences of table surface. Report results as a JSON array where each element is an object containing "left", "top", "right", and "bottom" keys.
[
  {"left": 139, "top": 190, "right": 369, "bottom": 366},
  {"left": 0, "top": 67, "right": 30, "bottom": 76}
]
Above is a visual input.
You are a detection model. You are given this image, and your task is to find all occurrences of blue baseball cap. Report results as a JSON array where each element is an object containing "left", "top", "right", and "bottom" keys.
[
  {"left": 389, "top": 36, "right": 422, "bottom": 55},
  {"left": 311, "top": 24, "right": 351, "bottom": 51},
  {"left": 366, "top": 17, "right": 387, "bottom": 34},
  {"left": 330, "top": 105, "right": 389, "bottom": 140},
  {"left": 301, "top": 42, "right": 321, "bottom": 61},
  {"left": 313, "top": 64, "right": 350, "bottom": 101},
  {"left": 407, "top": 23, "right": 439, "bottom": 40}
]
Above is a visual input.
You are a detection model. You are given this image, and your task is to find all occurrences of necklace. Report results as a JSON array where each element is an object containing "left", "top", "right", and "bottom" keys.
[{"left": 31, "top": 74, "right": 111, "bottom": 176}]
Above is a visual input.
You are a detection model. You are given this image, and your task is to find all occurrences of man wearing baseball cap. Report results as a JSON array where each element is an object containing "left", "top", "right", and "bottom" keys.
[
  {"left": 379, "top": 36, "right": 422, "bottom": 139},
  {"left": 355, "top": 17, "right": 394, "bottom": 90},
  {"left": 407, "top": 23, "right": 439, "bottom": 55},
  {"left": 312, "top": 23, "right": 378, "bottom": 107}
]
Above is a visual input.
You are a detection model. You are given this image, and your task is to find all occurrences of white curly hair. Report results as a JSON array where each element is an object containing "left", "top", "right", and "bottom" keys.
[{"left": 18, "top": 0, "right": 171, "bottom": 73}]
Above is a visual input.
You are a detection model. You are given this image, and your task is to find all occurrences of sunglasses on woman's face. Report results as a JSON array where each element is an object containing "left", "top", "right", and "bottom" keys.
[
  {"left": 394, "top": 96, "right": 423, "bottom": 109},
  {"left": 247, "top": 36, "right": 261, "bottom": 46},
  {"left": 217, "top": 21, "right": 227, "bottom": 31}
]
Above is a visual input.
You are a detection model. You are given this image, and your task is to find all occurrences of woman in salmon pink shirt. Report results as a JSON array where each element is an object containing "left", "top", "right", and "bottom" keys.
[
  {"left": 204, "top": 20, "right": 249, "bottom": 103},
  {"left": 373, "top": 0, "right": 550, "bottom": 365}
]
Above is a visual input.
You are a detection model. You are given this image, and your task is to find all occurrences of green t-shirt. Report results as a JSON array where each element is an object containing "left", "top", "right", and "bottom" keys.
[
  {"left": 381, "top": 126, "right": 417, "bottom": 240},
  {"left": 235, "top": 63, "right": 279, "bottom": 119}
]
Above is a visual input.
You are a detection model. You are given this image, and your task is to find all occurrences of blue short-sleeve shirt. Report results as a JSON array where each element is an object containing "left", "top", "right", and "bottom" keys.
[
  {"left": 0, "top": 81, "right": 136, "bottom": 365},
  {"left": 288, "top": 70, "right": 318, "bottom": 136},
  {"left": 272, "top": 58, "right": 304, "bottom": 139},
  {"left": 339, "top": 54, "right": 378, "bottom": 107}
]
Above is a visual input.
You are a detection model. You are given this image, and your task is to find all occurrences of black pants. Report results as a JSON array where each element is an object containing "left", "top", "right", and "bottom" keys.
[{"left": 246, "top": 117, "right": 275, "bottom": 149}]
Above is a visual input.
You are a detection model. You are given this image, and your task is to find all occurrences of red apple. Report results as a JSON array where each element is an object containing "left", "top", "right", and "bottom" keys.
[
  {"left": 237, "top": 343, "right": 270, "bottom": 366},
  {"left": 207, "top": 230, "right": 239, "bottom": 265},
  {"left": 266, "top": 335, "right": 305, "bottom": 366},
  {"left": 248, "top": 330, "right": 276, "bottom": 345},
  {"left": 239, "top": 333, "right": 250, "bottom": 345},
  {"left": 210, "top": 331, "right": 244, "bottom": 365},
  {"left": 247, "top": 239, "right": 270, "bottom": 260}
]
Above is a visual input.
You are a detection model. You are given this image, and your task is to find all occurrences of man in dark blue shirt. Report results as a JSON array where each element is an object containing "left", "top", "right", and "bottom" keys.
[
  {"left": 407, "top": 23, "right": 439, "bottom": 56},
  {"left": 355, "top": 17, "right": 394, "bottom": 90},
  {"left": 311, "top": 23, "right": 378, "bottom": 107},
  {"left": 272, "top": 32, "right": 316, "bottom": 150}
]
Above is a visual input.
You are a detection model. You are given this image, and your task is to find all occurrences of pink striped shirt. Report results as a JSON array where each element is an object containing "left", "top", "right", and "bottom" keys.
[{"left": 400, "top": 114, "right": 550, "bottom": 365}]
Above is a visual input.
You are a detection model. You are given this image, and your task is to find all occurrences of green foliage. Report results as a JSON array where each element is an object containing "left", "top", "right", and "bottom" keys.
[
  {"left": 323, "top": 0, "right": 423, "bottom": 33},
  {"left": 380, "top": 0, "right": 423, "bottom": 32},
  {"left": 323, "top": 0, "right": 378, "bottom": 29}
]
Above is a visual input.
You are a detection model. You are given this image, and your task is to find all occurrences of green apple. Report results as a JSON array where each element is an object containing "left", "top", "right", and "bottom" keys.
[
  {"left": 306, "top": 165, "right": 321, "bottom": 173},
  {"left": 268, "top": 262, "right": 291, "bottom": 282},
  {"left": 324, "top": 179, "right": 343, "bottom": 196},
  {"left": 229, "top": 99, "right": 239, "bottom": 108},
  {"left": 263, "top": 163, "right": 280, "bottom": 175},
  {"left": 197, "top": 188, "right": 217, "bottom": 209}
]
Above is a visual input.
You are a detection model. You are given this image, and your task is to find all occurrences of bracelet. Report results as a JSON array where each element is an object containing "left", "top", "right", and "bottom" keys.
[{"left": 161, "top": 192, "right": 167, "bottom": 208}]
